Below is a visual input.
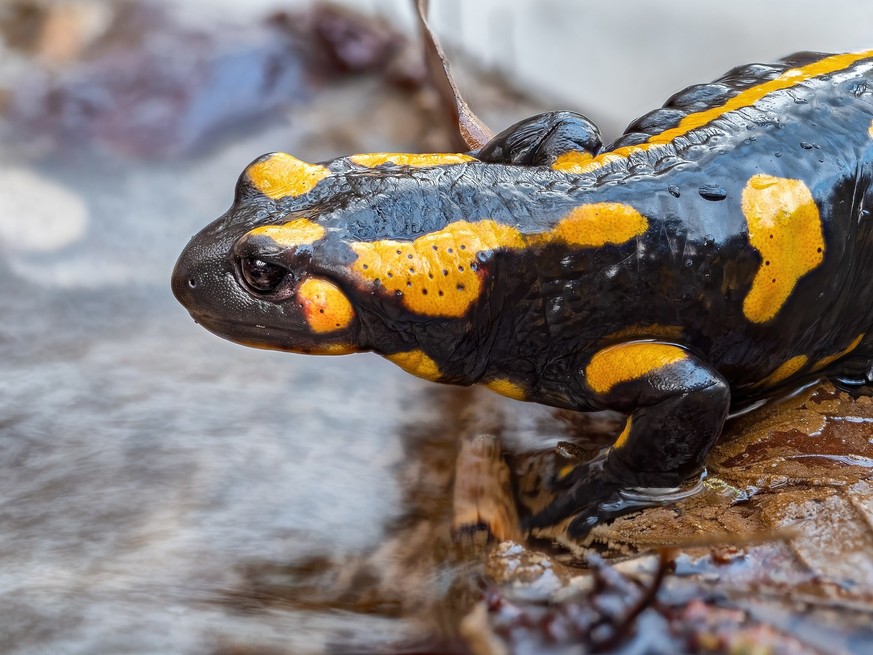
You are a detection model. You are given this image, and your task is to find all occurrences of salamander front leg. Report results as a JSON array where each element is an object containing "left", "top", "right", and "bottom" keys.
[
  {"left": 527, "top": 342, "right": 730, "bottom": 538},
  {"left": 474, "top": 111, "right": 602, "bottom": 166}
]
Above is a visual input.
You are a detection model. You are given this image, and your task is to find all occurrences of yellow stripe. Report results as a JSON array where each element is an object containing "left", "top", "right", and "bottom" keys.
[{"left": 555, "top": 50, "right": 873, "bottom": 174}]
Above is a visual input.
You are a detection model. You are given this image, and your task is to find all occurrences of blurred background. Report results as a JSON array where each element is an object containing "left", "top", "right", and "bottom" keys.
[{"left": 2, "top": 1, "right": 873, "bottom": 654}]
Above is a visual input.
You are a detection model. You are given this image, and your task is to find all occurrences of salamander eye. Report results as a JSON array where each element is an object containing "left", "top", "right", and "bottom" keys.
[{"left": 240, "top": 257, "right": 288, "bottom": 292}]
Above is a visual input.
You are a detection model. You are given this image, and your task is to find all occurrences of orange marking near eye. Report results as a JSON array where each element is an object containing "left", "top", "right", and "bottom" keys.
[
  {"left": 246, "top": 218, "right": 325, "bottom": 247},
  {"left": 485, "top": 378, "right": 526, "bottom": 400},
  {"left": 586, "top": 342, "right": 687, "bottom": 395},
  {"left": 755, "top": 355, "right": 808, "bottom": 387},
  {"left": 349, "top": 152, "right": 476, "bottom": 168},
  {"left": 246, "top": 152, "right": 330, "bottom": 199},
  {"left": 741, "top": 175, "right": 824, "bottom": 324},
  {"left": 553, "top": 50, "right": 873, "bottom": 174},
  {"left": 296, "top": 277, "right": 355, "bottom": 334},
  {"left": 812, "top": 333, "right": 865, "bottom": 372},
  {"left": 386, "top": 349, "right": 442, "bottom": 381}
]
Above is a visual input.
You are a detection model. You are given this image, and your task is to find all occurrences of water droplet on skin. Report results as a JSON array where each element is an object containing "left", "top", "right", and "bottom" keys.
[
  {"left": 698, "top": 184, "right": 727, "bottom": 201},
  {"left": 668, "top": 185, "right": 681, "bottom": 197},
  {"left": 750, "top": 177, "right": 776, "bottom": 190},
  {"left": 774, "top": 151, "right": 782, "bottom": 158},
  {"left": 800, "top": 142, "right": 814, "bottom": 149}
]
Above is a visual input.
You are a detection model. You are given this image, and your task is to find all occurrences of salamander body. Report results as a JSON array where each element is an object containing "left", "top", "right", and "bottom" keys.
[{"left": 173, "top": 50, "right": 873, "bottom": 534}]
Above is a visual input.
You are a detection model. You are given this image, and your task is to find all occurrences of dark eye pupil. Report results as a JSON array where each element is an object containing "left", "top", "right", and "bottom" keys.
[{"left": 241, "top": 257, "right": 286, "bottom": 292}]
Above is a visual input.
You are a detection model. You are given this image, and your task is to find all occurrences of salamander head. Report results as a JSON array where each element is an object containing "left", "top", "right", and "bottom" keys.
[{"left": 172, "top": 150, "right": 497, "bottom": 358}]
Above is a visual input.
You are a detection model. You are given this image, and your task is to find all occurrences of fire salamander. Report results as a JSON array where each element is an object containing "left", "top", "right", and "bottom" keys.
[{"left": 173, "top": 50, "right": 873, "bottom": 536}]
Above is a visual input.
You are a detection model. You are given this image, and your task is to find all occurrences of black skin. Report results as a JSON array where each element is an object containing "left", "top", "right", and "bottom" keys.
[{"left": 174, "top": 51, "right": 873, "bottom": 537}]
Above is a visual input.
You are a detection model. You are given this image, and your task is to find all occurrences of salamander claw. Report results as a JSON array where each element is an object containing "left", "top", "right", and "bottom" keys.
[{"left": 523, "top": 452, "right": 624, "bottom": 537}]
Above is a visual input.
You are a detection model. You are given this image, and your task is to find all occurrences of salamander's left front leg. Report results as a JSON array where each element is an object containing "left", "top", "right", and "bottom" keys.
[{"left": 527, "top": 342, "right": 730, "bottom": 537}]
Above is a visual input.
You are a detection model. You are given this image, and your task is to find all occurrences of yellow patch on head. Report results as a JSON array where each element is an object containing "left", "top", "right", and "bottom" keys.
[
  {"left": 246, "top": 152, "right": 330, "bottom": 200},
  {"left": 386, "top": 350, "right": 442, "bottom": 381},
  {"left": 532, "top": 202, "right": 648, "bottom": 248},
  {"left": 868, "top": 118, "right": 873, "bottom": 139},
  {"left": 586, "top": 342, "right": 687, "bottom": 395},
  {"left": 553, "top": 50, "right": 873, "bottom": 175},
  {"left": 350, "top": 220, "right": 525, "bottom": 318},
  {"left": 612, "top": 417, "right": 633, "bottom": 449},
  {"left": 741, "top": 174, "right": 824, "bottom": 324},
  {"left": 296, "top": 277, "right": 355, "bottom": 334},
  {"left": 485, "top": 378, "right": 526, "bottom": 401},
  {"left": 812, "top": 333, "right": 865, "bottom": 372},
  {"left": 246, "top": 218, "right": 326, "bottom": 248},
  {"left": 349, "top": 152, "right": 476, "bottom": 168},
  {"left": 755, "top": 355, "right": 808, "bottom": 388}
]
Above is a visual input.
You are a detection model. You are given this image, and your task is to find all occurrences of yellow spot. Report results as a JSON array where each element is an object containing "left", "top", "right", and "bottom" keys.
[
  {"left": 386, "top": 350, "right": 442, "bottom": 381},
  {"left": 586, "top": 342, "right": 687, "bottom": 395},
  {"left": 553, "top": 50, "right": 873, "bottom": 174},
  {"left": 552, "top": 150, "right": 594, "bottom": 168},
  {"left": 531, "top": 203, "right": 648, "bottom": 248},
  {"left": 246, "top": 152, "right": 329, "bottom": 199},
  {"left": 246, "top": 218, "right": 325, "bottom": 247},
  {"left": 485, "top": 378, "right": 526, "bottom": 401},
  {"left": 350, "top": 220, "right": 524, "bottom": 318},
  {"left": 812, "top": 333, "right": 865, "bottom": 372},
  {"left": 349, "top": 152, "right": 476, "bottom": 168},
  {"left": 741, "top": 175, "right": 824, "bottom": 323},
  {"left": 296, "top": 277, "right": 355, "bottom": 334},
  {"left": 613, "top": 417, "right": 633, "bottom": 449},
  {"left": 755, "top": 355, "right": 808, "bottom": 388},
  {"left": 869, "top": 118, "right": 873, "bottom": 139}
]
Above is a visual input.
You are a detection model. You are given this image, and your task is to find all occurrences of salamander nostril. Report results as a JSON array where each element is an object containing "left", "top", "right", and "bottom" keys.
[{"left": 188, "top": 277, "right": 197, "bottom": 289}]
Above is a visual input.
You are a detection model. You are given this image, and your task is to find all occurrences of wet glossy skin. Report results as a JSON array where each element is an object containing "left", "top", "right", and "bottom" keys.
[{"left": 173, "top": 50, "right": 873, "bottom": 535}]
